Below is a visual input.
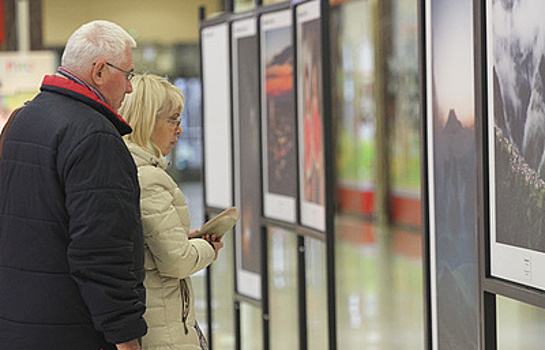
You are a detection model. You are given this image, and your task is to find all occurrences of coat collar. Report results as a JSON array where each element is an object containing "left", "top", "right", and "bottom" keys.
[
  {"left": 126, "top": 141, "right": 171, "bottom": 170},
  {"left": 40, "top": 75, "right": 133, "bottom": 136}
]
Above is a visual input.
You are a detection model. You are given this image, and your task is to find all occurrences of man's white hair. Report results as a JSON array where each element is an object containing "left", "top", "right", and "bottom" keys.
[{"left": 61, "top": 20, "right": 137, "bottom": 75}]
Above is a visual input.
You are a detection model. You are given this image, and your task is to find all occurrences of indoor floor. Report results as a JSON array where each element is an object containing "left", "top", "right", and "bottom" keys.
[
  {"left": 182, "top": 181, "right": 424, "bottom": 349},
  {"left": 181, "top": 181, "right": 545, "bottom": 349}
]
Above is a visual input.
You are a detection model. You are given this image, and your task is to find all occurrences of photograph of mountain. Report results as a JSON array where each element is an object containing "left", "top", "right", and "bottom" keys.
[
  {"left": 426, "top": 0, "right": 479, "bottom": 348},
  {"left": 488, "top": 0, "right": 545, "bottom": 253}
]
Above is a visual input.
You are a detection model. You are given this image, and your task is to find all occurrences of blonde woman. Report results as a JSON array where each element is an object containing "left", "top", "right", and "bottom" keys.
[{"left": 120, "top": 74, "right": 223, "bottom": 350}]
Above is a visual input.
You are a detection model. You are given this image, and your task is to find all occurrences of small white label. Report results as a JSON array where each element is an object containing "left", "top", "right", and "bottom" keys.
[{"left": 523, "top": 256, "right": 532, "bottom": 282}]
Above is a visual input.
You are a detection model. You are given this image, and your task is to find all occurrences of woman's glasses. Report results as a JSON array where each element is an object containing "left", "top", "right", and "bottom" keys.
[{"left": 159, "top": 116, "right": 181, "bottom": 129}]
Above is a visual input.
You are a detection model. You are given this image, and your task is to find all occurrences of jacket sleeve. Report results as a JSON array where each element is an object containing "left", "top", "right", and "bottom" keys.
[
  {"left": 63, "top": 132, "right": 147, "bottom": 344},
  {"left": 139, "top": 166, "right": 215, "bottom": 279}
]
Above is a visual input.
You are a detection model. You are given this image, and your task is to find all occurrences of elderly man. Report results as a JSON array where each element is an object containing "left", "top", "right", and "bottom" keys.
[{"left": 0, "top": 20, "right": 147, "bottom": 350}]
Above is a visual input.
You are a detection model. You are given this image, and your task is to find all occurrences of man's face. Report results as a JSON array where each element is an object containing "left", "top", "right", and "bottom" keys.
[{"left": 99, "top": 45, "right": 134, "bottom": 111}]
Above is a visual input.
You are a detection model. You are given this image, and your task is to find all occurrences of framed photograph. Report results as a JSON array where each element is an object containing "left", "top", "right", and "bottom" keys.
[
  {"left": 232, "top": 17, "right": 262, "bottom": 300},
  {"left": 295, "top": 0, "right": 326, "bottom": 232},
  {"left": 201, "top": 23, "right": 233, "bottom": 209},
  {"left": 424, "top": 0, "right": 480, "bottom": 348},
  {"left": 260, "top": 8, "right": 297, "bottom": 223},
  {"left": 485, "top": 0, "right": 545, "bottom": 291}
]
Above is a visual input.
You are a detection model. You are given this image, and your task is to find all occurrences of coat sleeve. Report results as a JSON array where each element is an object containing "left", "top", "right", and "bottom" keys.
[
  {"left": 63, "top": 132, "right": 147, "bottom": 344},
  {"left": 139, "top": 166, "right": 215, "bottom": 279}
]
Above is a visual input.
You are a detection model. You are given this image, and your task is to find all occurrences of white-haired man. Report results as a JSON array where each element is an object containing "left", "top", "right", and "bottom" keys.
[{"left": 0, "top": 20, "right": 146, "bottom": 350}]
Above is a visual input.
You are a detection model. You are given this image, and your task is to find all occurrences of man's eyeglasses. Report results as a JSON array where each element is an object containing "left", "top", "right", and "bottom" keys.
[
  {"left": 105, "top": 62, "right": 135, "bottom": 81},
  {"left": 93, "top": 61, "right": 135, "bottom": 81}
]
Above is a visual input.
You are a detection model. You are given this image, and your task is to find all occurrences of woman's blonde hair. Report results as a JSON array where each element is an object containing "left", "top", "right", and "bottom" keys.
[{"left": 120, "top": 73, "right": 184, "bottom": 156}]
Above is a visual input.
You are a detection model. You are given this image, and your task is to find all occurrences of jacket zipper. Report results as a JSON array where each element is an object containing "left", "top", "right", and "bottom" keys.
[{"left": 181, "top": 279, "right": 189, "bottom": 334}]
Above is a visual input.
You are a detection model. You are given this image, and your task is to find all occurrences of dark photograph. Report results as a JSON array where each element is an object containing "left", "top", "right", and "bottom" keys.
[{"left": 234, "top": 30, "right": 261, "bottom": 282}]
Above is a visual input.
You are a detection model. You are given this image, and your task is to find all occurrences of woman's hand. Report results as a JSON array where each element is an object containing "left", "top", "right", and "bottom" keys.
[
  {"left": 203, "top": 234, "right": 224, "bottom": 260},
  {"left": 189, "top": 229, "right": 200, "bottom": 238}
]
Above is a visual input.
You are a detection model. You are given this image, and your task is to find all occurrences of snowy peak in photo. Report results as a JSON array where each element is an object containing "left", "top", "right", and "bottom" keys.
[{"left": 444, "top": 109, "right": 463, "bottom": 134}]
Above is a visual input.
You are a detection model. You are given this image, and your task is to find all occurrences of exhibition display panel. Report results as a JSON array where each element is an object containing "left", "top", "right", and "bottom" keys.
[{"left": 200, "top": 1, "right": 335, "bottom": 349}]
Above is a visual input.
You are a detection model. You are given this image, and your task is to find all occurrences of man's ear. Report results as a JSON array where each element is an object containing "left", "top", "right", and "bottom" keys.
[{"left": 91, "top": 60, "right": 107, "bottom": 86}]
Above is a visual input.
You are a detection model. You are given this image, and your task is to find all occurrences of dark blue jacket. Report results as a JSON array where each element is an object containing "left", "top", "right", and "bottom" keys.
[{"left": 0, "top": 75, "right": 147, "bottom": 349}]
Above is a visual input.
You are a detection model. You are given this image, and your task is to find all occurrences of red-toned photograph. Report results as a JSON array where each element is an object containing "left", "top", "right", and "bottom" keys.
[{"left": 261, "top": 9, "right": 297, "bottom": 223}]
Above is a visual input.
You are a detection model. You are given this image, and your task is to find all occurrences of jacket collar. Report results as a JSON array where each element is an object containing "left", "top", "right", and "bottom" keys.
[
  {"left": 40, "top": 75, "right": 133, "bottom": 136},
  {"left": 126, "top": 141, "right": 171, "bottom": 170}
]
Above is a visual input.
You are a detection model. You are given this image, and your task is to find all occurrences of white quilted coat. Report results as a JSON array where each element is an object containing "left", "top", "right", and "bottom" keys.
[{"left": 127, "top": 141, "right": 215, "bottom": 350}]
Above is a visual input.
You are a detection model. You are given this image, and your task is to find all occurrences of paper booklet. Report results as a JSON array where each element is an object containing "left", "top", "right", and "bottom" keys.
[{"left": 192, "top": 207, "right": 239, "bottom": 239}]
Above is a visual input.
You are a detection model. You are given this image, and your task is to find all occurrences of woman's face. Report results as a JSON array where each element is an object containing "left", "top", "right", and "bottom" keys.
[{"left": 150, "top": 108, "right": 182, "bottom": 156}]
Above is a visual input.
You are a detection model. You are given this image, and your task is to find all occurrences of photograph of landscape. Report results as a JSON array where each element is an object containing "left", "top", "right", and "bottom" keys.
[
  {"left": 261, "top": 10, "right": 297, "bottom": 223},
  {"left": 487, "top": 0, "right": 545, "bottom": 254},
  {"left": 427, "top": 0, "right": 479, "bottom": 347}
]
